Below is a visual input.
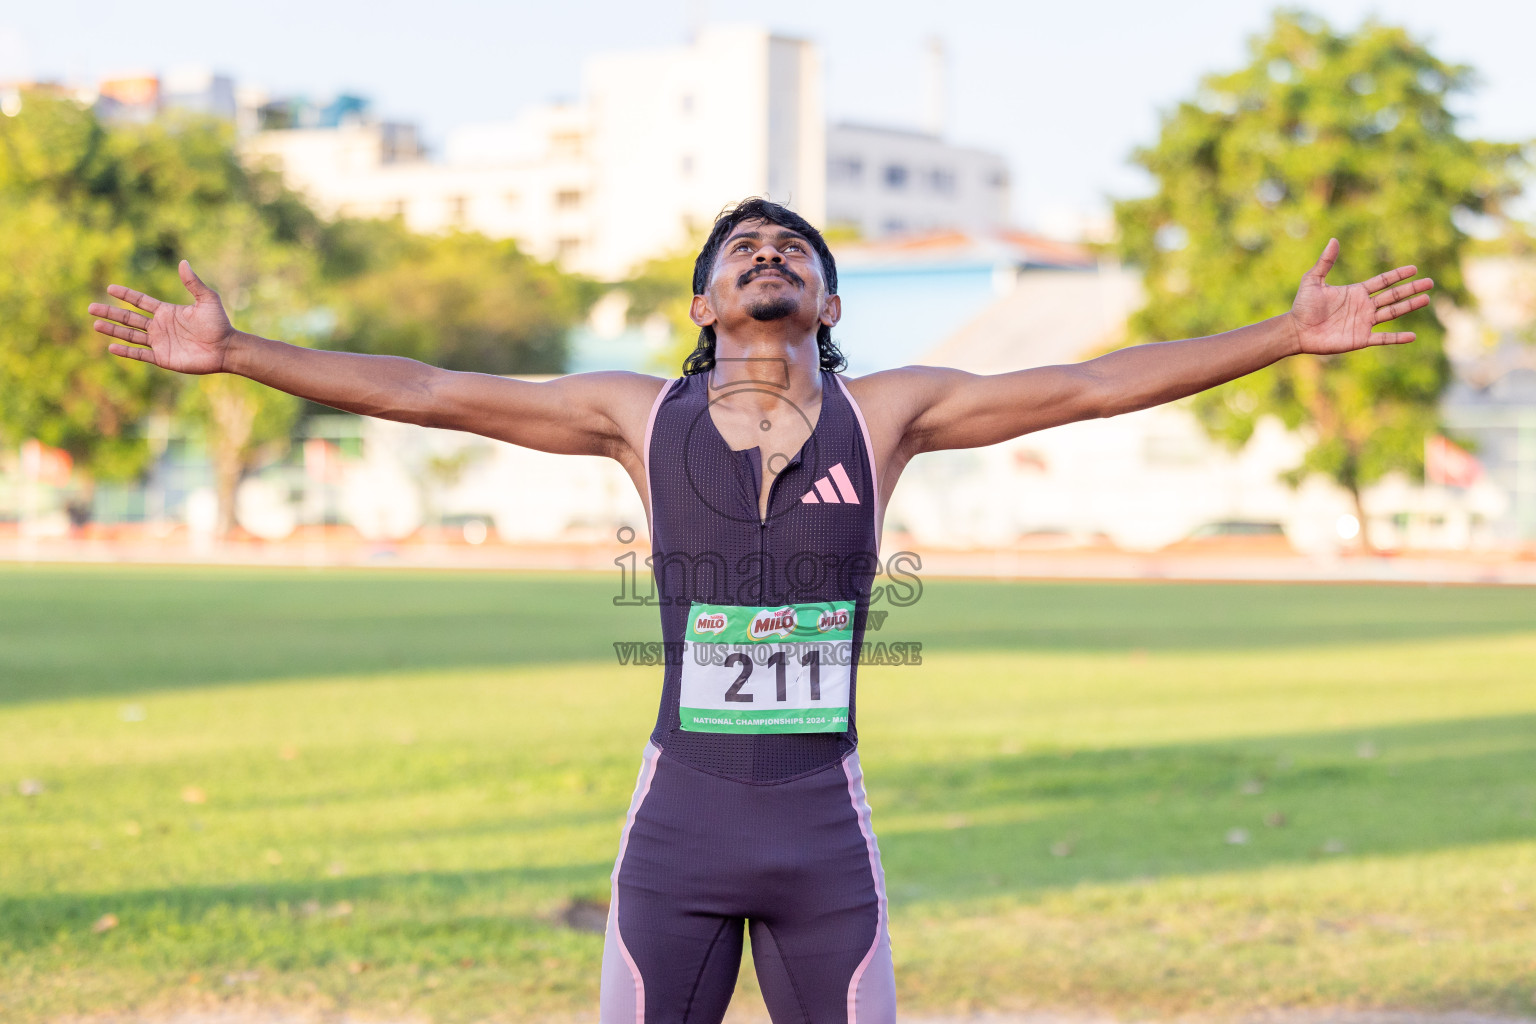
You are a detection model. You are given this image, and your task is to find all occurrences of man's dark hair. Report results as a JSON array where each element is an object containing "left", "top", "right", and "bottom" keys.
[{"left": 682, "top": 198, "right": 846, "bottom": 376}]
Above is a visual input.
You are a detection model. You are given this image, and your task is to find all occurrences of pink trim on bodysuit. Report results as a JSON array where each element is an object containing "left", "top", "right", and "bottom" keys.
[
  {"left": 841, "top": 750, "right": 895, "bottom": 1023},
  {"left": 602, "top": 741, "right": 661, "bottom": 1024},
  {"left": 833, "top": 374, "right": 881, "bottom": 556},
  {"left": 641, "top": 379, "right": 675, "bottom": 540}
]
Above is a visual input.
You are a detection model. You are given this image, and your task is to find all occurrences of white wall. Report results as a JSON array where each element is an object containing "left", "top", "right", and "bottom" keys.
[
  {"left": 242, "top": 26, "right": 827, "bottom": 280},
  {"left": 826, "top": 123, "right": 1009, "bottom": 238}
]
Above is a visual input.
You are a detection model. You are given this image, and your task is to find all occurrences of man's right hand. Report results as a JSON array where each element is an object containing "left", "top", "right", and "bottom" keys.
[{"left": 89, "top": 260, "right": 236, "bottom": 375}]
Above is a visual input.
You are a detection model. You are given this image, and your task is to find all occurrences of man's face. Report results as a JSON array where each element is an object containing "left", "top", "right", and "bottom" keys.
[{"left": 694, "top": 218, "right": 835, "bottom": 338}]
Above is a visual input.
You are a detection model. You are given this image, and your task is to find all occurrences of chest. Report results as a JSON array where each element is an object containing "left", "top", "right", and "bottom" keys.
[{"left": 707, "top": 402, "right": 820, "bottom": 521}]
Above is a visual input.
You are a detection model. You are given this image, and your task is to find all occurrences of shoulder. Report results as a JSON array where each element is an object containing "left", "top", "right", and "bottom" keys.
[
  {"left": 840, "top": 364, "right": 971, "bottom": 416},
  {"left": 837, "top": 365, "right": 971, "bottom": 462}
]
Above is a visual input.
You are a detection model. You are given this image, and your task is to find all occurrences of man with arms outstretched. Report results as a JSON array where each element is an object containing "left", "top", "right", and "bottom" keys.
[{"left": 88, "top": 198, "right": 1431, "bottom": 1023}]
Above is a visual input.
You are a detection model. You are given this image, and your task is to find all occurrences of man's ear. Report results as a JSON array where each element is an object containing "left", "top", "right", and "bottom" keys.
[
  {"left": 820, "top": 293, "right": 842, "bottom": 328},
  {"left": 690, "top": 294, "right": 716, "bottom": 328}
]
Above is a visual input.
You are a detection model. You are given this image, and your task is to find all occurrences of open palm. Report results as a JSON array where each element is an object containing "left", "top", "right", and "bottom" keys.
[
  {"left": 88, "top": 260, "right": 235, "bottom": 375},
  {"left": 1290, "top": 238, "right": 1434, "bottom": 355}
]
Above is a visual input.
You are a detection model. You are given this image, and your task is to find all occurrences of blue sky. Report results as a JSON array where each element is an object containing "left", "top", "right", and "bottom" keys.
[{"left": 3, "top": 0, "right": 1532, "bottom": 234}]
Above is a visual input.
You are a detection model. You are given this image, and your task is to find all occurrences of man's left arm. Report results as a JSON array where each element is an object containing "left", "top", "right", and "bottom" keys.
[{"left": 888, "top": 239, "right": 1432, "bottom": 456}]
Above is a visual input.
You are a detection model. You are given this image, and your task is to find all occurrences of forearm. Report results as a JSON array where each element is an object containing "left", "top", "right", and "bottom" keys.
[
  {"left": 1089, "top": 313, "right": 1302, "bottom": 418},
  {"left": 222, "top": 332, "right": 444, "bottom": 424}
]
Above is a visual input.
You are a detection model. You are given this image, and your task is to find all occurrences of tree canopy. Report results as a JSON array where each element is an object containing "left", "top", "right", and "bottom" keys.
[
  {"left": 1114, "top": 10, "right": 1526, "bottom": 529},
  {"left": 1, "top": 91, "right": 593, "bottom": 532},
  {"left": 324, "top": 223, "right": 591, "bottom": 376}
]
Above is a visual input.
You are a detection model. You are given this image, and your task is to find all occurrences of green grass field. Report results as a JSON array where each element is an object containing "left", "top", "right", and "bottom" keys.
[{"left": 2, "top": 565, "right": 1535, "bottom": 1022}]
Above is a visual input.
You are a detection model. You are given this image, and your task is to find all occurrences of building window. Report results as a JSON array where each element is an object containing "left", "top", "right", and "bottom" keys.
[
  {"left": 929, "top": 168, "right": 956, "bottom": 194},
  {"left": 505, "top": 191, "right": 520, "bottom": 207},
  {"left": 389, "top": 199, "right": 408, "bottom": 219},
  {"left": 556, "top": 189, "right": 583, "bottom": 210},
  {"left": 556, "top": 237, "right": 582, "bottom": 261},
  {"left": 989, "top": 170, "right": 1009, "bottom": 189},
  {"left": 882, "top": 218, "right": 906, "bottom": 234},
  {"left": 883, "top": 164, "right": 909, "bottom": 189},
  {"left": 551, "top": 132, "right": 583, "bottom": 158},
  {"left": 681, "top": 94, "right": 694, "bottom": 114},
  {"left": 829, "top": 157, "right": 863, "bottom": 184},
  {"left": 448, "top": 195, "right": 468, "bottom": 224},
  {"left": 681, "top": 154, "right": 694, "bottom": 176}
]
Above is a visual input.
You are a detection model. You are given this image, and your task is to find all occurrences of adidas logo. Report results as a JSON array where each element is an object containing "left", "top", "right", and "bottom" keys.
[{"left": 800, "top": 462, "right": 861, "bottom": 504}]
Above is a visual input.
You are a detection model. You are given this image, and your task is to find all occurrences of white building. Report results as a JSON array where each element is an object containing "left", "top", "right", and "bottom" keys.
[
  {"left": 244, "top": 104, "right": 596, "bottom": 266},
  {"left": 242, "top": 26, "right": 824, "bottom": 279},
  {"left": 239, "top": 26, "right": 1015, "bottom": 278},
  {"left": 825, "top": 123, "right": 1009, "bottom": 239}
]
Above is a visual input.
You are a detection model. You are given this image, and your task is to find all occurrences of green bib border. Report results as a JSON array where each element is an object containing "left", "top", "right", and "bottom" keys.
[{"left": 679, "top": 705, "right": 850, "bottom": 734}]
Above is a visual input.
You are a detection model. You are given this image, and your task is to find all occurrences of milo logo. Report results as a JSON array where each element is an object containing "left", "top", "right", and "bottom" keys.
[
  {"left": 693, "top": 611, "right": 728, "bottom": 636},
  {"left": 747, "top": 606, "right": 798, "bottom": 641},
  {"left": 817, "top": 607, "right": 849, "bottom": 633}
]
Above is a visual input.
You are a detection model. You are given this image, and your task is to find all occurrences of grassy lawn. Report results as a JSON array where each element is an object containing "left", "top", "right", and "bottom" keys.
[{"left": 2, "top": 565, "right": 1534, "bottom": 1022}]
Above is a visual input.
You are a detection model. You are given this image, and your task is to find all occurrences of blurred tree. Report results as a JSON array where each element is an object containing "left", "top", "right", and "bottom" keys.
[
  {"left": 1114, "top": 9, "right": 1526, "bottom": 548},
  {"left": 0, "top": 94, "right": 161, "bottom": 484},
  {"left": 326, "top": 228, "right": 591, "bottom": 375},
  {"left": 0, "top": 94, "right": 329, "bottom": 536},
  {"left": 178, "top": 204, "right": 326, "bottom": 537},
  {"left": 108, "top": 111, "right": 325, "bottom": 537},
  {"left": 620, "top": 249, "right": 699, "bottom": 375}
]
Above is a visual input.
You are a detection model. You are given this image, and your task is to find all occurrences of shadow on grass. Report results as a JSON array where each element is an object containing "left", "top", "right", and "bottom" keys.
[
  {"left": 0, "top": 859, "right": 616, "bottom": 958},
  {"left": 5, "top": 566, "right": 1536, "bottom": 706},
  {"left": 4, "top": 713, "right": 1533, "bottom": 958},
  {"left": 867, "top": 710, "right": 1536, "bottom": 905}
]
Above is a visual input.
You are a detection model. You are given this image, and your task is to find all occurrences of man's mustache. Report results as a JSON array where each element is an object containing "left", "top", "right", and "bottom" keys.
[{"left": 738, "top": 264, "right": 804, "bottom": 288}]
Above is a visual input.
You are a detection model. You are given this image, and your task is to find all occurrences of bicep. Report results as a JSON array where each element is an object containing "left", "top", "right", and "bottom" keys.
[
  {"left": 903, "top": 362, "right": 1106, "bottom": 454},
  {"left": 421, "top": 369, "right": 660, "bottom": 459}
]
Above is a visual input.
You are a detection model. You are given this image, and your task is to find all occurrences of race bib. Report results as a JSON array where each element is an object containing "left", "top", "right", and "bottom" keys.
[{"left": 679, "top": 600, "right": 855, "bottom": 734}]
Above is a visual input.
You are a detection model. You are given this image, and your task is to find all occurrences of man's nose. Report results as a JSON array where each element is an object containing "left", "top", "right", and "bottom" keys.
[{"left": 754, "top": 248, "right": 784, "bottom": 263}]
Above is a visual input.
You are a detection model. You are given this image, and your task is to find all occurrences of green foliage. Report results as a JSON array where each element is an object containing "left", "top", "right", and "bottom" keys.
[
  {"left": 0, "top": 97, "right": 158, "bottom": 480},
  {"left": 0, "top": 96, "right": 328, "bottom": 486},
  {"left": 1114, "top": 9, "right": 1526, "bottom": 500},
  {"left": 180, "top": 203, "right": 331, "bottom": 532},
  {"left": 326, "top": 228, "right": 587, "bottom": 375},
  {"left": 619, "top": 248, "right": 700, "bottom": 375},
  {"left": 0, "top": 92, "right": 595, "bottom": 502}
]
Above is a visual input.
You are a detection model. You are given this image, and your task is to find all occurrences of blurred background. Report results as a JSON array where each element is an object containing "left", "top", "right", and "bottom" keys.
[
  {"left": 3, "top": 4, "right": 1536, "bottom": 1023},
  {"left": 1, "top": 0, "right": 1534, "bottom": 573}
]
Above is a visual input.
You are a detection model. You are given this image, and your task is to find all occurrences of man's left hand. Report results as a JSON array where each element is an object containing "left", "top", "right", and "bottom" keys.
[{"left": 1289, "top": 238, "right": 1434, "bottom": 355}]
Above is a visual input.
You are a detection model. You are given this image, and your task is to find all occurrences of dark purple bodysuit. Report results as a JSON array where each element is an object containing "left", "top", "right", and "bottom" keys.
[{"left": 599, "top": 368, "right": 896, "bottom": 1023}]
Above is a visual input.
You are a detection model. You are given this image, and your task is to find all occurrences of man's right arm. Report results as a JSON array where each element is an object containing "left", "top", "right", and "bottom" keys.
[
  {"left": 89, "top": 260, "right": 665, "bottom": 461},
  {"left": 224, "top": 333, "right": 662, "bottom": 460}
]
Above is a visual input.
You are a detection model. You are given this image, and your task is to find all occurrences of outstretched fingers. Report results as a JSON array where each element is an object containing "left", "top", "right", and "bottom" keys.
[
  {"left": 1374, "top": 291, "right": 1431, "bottom": 324},
  {"left": 1368, "top": 331, "right": 1416, "bottom": 346},
  {"left": 92, "top": 317, "right": 148, "bottom": 344},
  {"left": 87, "top": 302, "right": 152, "bottom": 332},
  {"left": 1361, "top": 265, "right": 1419, "bottom": 294},
  {"left": 106, "top": 341, "right": 162, "bottom": 365},
  {"left": 1371, "top": 276, "right": 1433, "bottom": 311},
  {"left": 106, "top": 284, "right": 164, "bottom": 314}
]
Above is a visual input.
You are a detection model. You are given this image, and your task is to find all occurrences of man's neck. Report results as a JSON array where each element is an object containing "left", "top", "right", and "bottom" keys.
[{"left": 708, "top": 329, "right": 823, "bottom": 409}]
